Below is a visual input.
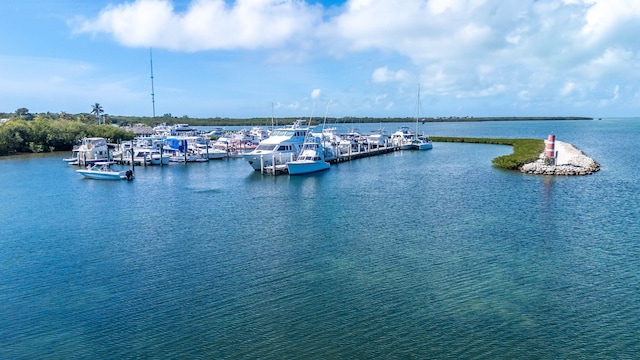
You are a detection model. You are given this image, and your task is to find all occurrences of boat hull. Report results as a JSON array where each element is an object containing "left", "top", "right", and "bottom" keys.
[
  {"left": 411, "top": 142, "right": 433, "bottom": 150},
  {"left": 77, "top": 169, "right": 132, "bottom": 180},
  {"left": 287, "top": 161, "right": 330, "bottom": 175},
  {"left": 243, "top": 151, "right": 298, "bottom": 171}
]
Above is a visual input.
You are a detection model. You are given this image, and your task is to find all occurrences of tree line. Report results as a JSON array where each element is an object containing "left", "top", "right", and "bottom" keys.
[{"left": 0, "top": 113, "right": 134, "bottom": 156}]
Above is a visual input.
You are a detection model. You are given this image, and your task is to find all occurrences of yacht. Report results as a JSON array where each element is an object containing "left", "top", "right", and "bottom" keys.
[
  {"left": 73, "top": 137, "right": 111, "bottom": 165},
  {"left": 390, "top": 127, "right": 416, "bottom": 150},
  {"left": 242, "top": 120, "right": 309, "bottom": 171},
  {"left": 287, "top": 135, "right": 330, "bottom": 175}
]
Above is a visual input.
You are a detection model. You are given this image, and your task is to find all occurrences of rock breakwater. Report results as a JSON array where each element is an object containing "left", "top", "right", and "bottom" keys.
[{"left": 520, "top": 140, "right": 600, "bottom": 175}]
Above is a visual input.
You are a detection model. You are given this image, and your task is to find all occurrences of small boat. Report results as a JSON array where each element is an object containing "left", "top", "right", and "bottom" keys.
[
  {"left": 76, "top": 161, "right": 134, "bottom": 180},
  {"left": 287, "top": 135, "right": 330, "bottom": 175},
  {"left": 410, "top": 136, "right": 433, "bottom": 150}
]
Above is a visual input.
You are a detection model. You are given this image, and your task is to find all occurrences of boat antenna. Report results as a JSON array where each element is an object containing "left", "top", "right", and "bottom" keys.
[
  {"left": 322, "top": 101, "right": 330, "bottom": 131},
  {"left": 150, "top": 47, "right": 156, "bottom": 118},
  {"left": 308, "top": 100, "right": 316, "bottom": 127}
]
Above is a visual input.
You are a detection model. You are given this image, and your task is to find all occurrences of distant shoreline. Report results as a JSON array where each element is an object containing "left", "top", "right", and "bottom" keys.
[
  {"left": 111, "top": 116, "right": 594, "bottom": 127},
  {"left": 423, "top": 116, "right": 593, "bottom": 122}
]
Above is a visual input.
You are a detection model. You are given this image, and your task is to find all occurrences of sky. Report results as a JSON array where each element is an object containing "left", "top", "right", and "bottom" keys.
[{"left": 2, "top": 0, "right": 640, "bottom": 119}]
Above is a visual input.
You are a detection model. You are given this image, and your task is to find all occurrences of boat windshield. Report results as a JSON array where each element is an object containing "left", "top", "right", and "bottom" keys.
[{"left": 256, "top": 144, "right": 277, "bottom": 151}]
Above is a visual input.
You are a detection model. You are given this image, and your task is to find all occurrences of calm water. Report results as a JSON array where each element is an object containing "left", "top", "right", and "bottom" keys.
[{"left": 1, "top": 119, "right": 639, "bottom": 359}]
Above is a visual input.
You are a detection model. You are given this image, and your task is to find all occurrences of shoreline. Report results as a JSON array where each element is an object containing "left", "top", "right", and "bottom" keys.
[{"left": 519, "top": 140, "right": 600, "bottom": 175}]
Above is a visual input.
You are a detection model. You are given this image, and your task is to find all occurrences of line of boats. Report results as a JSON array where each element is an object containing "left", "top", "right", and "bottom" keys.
[{"left": 66, "top": 120, "right": 432, "bottom": 179}]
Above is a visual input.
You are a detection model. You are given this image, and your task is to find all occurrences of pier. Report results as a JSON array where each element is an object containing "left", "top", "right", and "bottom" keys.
[{"left": 261, "top": 142, "right": 401, "bottom": 175}]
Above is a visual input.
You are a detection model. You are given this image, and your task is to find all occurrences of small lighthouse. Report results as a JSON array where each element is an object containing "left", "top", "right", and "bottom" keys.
[{"left": 545, "top": 134, "right": 556, "bottom": 165}]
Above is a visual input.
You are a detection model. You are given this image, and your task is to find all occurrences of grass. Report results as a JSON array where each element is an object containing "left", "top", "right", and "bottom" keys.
[{"left": 430, "top": 136, "right": 545, "bottom": 170}]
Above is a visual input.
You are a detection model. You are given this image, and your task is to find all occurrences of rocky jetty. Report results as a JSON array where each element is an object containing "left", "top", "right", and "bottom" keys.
[{"left": 520, "top": 140, "right": 600, "bottom": 176}]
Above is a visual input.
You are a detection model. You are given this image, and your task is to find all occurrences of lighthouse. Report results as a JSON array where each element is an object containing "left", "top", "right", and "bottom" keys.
[{"left": 545, "top": 134, "right": 556, "bottom": 165}]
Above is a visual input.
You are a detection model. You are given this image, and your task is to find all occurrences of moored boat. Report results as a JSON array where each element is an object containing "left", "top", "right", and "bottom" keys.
[
  {"left": 287, "top": 135, "right": 330, "bottom": 175},
  {"left": 410, "top": 84, "right": 433, "bottom": 151},
  {"left": 242, "top": 120, "right": 309, "bottom": 171}
]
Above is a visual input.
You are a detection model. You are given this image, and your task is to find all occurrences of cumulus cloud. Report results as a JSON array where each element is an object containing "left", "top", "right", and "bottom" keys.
[
  {"left": 72, "top": 0, "right": 323, "bottom": 51},
  {"left": 371, "top": 67, "right": 409, "bottom": 83},
  {"left": 311, "top": 88, "right": 321, "bottom": 99},
  {"left": 71, "top": 0, "right": 640, "bottom": 114}
]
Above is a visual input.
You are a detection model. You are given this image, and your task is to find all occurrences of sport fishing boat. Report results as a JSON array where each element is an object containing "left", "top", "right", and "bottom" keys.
[
  {"left": 287, "top": 135, "right": 330, "bottom": 175},
  {"left": 76, "top": 161, "right": 134, "bottom": 180},
  {"left": 242, "top": 120, "right": 309, "bottom": 171}
]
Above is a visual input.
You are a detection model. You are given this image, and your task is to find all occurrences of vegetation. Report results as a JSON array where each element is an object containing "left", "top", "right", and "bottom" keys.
[
  {"left": 430, "top": 136, "right": 545, "bottom": 170},
  {"left": 0, "top": 115, "right": 134, "bottom": 155}
]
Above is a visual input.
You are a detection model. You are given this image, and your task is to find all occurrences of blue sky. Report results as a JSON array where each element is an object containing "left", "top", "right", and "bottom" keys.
[{"left": 2, "top": 0, "right": 640, "bottom": 119}]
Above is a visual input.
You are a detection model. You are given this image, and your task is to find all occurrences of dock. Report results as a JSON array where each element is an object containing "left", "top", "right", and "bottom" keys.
[{"left": 261, "top": 143, "right": 402, "bottom": 175}]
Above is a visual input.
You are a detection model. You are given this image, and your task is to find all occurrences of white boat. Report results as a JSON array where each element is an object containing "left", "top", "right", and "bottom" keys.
[
  {"left": 366, "top": 128, "right": 390, "bottom": 148},
  {"left": 409, "top": 84, "right": 433, "bottom": 151},
  {"left": 287, "top": 135, "right": 330, "bottom": 175},
  {"left": 390, "top": 126, "right": 416, "bottom": 150},
  {"left": 73, "top": 137, "right": 112, "bottom": 165},
  {"left": 242, "top": 120, "right": 309, "bottom": 171},
  {"left": 76, "top": 161, "right": 134, "bottom": 180},
  {"left": 410, "top": 136, "right": 433, "bottom": 150},
  {"left": 194, "top": 143, "right": 228, "bottom": 160}
]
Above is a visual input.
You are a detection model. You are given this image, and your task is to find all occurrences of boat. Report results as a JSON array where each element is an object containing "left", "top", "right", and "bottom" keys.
[
  {"left": 366, "top": 128, "right": 390, "bottom": 148},
  {"left": 409, "top": 84, "right": 433, "bottom": 150},
  {"left": 242, "top": 120, "right": 309, "bottom": 171},
  {"left": 287, "top": 135, "right": 330, "bottom": 175},
  {"left": 390, "top": 126, "right": 416, "bottom": 150},
  {"left": 76, "top": 161, "right": 134, "bottom": 180},
  {"left": 72, "top": 137, "right": 112, "bottom": 165},
  {"left": 410, "top": 136, "right": 433, "bottom": 150}
]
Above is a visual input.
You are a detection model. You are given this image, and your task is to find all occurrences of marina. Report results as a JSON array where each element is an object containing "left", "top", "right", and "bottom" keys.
[
  {"left": 73, "top": 121, "right": 432, "bottom": 175},
  {"left": 2, "top": 119, "right": 638, "bottom": 359}
]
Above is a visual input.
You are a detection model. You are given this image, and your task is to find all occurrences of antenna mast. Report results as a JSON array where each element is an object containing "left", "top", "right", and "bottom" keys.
[{"left": 150, "top": 48, "right": 156, "bottom": 118}]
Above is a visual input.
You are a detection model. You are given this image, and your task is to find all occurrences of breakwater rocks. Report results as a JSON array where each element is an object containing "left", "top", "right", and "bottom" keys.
[{"left": 520, "top": 140, "right": 600, "bottom": 176}]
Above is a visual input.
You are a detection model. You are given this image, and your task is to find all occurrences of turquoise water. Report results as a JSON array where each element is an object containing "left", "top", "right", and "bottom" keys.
[{"left": 1, "top": 119, "right": 639, "bottom": 358}]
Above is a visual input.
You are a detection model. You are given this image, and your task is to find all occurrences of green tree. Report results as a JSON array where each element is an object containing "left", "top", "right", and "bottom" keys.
[
  {"left": 15, "top": 107, "right": 33, "bottom": 120},
  {"left": 91, "top": 103, "right": 104, "bottom": 124},
  {"left": 0, "top": 119, "right": 32, "bottom": 154}
]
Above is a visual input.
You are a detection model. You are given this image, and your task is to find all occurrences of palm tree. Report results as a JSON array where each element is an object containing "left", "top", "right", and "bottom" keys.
[{"left": 91, "top": 103, "right": 104, "bottom": 124}]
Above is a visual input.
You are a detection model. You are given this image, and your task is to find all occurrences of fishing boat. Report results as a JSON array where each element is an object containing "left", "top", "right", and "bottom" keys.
[
  {"left": 287, "top": 135, "right": 330, "bottom": 175},
  {"left": 242, "top": 120, "right": 309, "bottom": 171},
  {"left": 76, "top": 161, "right": 134, "bottom": 180}
]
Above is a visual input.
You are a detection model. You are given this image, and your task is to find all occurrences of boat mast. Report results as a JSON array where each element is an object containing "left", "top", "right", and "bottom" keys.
[
  {"left": 415, "top": 83, "right": 421, "bottom": 135},
  {"left": 150, "top": 48, "right": 156, "bottom": 118}
]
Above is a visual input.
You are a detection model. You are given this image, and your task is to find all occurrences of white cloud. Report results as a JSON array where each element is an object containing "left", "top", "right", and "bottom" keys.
[
  {"left": 371, "top": 67, "right": 409, "bottom": 83},
  {"left": 73, "top": 0, "right": 322, "bottom": 51},
  {"left": 560, "top": 81, "right": 577, "bottom": 96},
  {"left": 311, "top": 88, "right": 321, "bottom": 99},
  {"left": 69, "top": 0, "right": 640, "bottom": 116}
]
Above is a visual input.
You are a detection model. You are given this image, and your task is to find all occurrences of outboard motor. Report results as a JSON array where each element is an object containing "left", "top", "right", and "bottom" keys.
[{"left": 125, "top": 170, "right": 134, "bottom": 181}]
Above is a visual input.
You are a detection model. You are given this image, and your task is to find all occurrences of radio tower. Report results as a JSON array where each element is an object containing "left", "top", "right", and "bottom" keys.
[{"left": 150, "top": 48, "right": 156, "bottom": 118}]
